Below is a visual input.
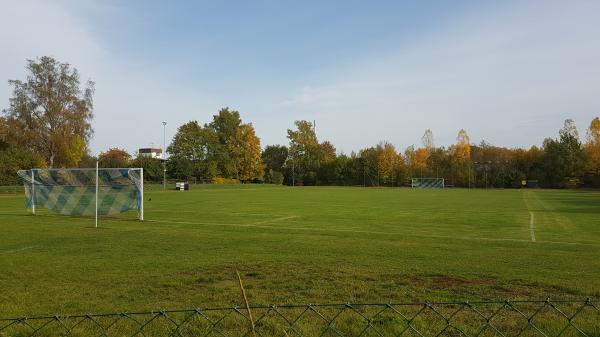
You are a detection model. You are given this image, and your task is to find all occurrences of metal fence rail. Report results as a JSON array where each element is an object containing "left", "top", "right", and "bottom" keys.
[{"left": 0, "top": 299, "right": 598, "bottom": 337}]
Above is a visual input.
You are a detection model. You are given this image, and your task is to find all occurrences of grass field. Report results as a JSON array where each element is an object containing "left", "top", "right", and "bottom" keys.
[{"left": 1, "top": 185, "right": 599, "bottom": 318}]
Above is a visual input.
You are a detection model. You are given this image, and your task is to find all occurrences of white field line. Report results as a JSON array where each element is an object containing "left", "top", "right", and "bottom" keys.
[
  {"left": 144, "top": 218, "right": 598, "bottom": 247},
  {"left": 249, "top": 216, "right": 299, "bottom": 225},
  {"left": 530, "top": 212, "right": 536, "bottom": 242},
  {"left": 1, "top": 246, "right": 35, "bottom": 254}
]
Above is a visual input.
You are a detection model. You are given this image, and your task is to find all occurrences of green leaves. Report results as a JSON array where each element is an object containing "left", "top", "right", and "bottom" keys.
[
  {"left": 2, "top": 56, "right": 94, "bottom": 168},
  {"left": 167, "top": 109, "right": 263, "bottom": 181}
]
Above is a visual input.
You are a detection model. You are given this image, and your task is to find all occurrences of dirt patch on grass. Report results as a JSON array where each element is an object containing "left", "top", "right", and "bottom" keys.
[
  {"left": 414, "top": 275, "right": 497, "bottom": 288},
  {"left": 165, "top": 263, "right": 589, "bottom": 307}
]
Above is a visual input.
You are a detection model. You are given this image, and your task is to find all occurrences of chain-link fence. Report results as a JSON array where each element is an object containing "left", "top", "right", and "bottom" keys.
[{"left": 1, "top": 299, "right": 598, "bottom": 337}]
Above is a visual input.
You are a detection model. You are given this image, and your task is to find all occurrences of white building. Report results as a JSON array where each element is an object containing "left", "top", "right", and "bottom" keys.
[{"left": 138, "top": 148, "right": 163, "bottom": 159}]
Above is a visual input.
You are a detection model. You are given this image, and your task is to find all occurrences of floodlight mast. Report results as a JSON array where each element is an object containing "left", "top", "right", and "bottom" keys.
[
  {"left": 95, "top": 161, "right": 99, "bottom": 228},
  {"left": 163, "top": 121, "right": 167, "bottom": 190}
]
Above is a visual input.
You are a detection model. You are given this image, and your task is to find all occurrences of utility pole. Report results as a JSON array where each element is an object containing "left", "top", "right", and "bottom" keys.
[{"left": 162, "top": 121, "right": 167, "bottom": 190}]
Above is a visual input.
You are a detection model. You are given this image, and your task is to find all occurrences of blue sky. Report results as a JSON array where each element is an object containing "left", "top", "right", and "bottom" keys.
[{"left": 1, "top": 0, "right": 599, "bottom": 155}]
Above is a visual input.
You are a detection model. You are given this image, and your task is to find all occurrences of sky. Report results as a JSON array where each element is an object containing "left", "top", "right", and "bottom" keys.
[{"left": 1, "top": 0, "right": 599, "bottom": 156}]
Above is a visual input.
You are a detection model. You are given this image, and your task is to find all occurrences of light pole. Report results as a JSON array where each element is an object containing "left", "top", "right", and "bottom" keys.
[{"left": 162, "top": 121, "right": 167, "bottom": 190}]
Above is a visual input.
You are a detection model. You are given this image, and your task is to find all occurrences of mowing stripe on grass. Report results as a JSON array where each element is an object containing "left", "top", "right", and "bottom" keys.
[
  {"left": 530, "top": 212, "right": 536, "bottom": 242},
  {"left": 143, "top": 218, "right": 597, "bottom": 247},
  {"left": 249, "top": 215, "right": 299, "bottom": 225},
  {"left": 1, "top": 246, "right": 35, "bottom": 254}
]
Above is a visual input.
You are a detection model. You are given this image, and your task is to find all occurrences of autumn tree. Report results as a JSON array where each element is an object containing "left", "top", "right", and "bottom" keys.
[
  {"left": 449, "top": 129, "right": 470, "bottom": 185},
  {"left": 377, "top": 142, "right": 401, "bottom": 185},
  {"left": 98, "top": 148, "right": 131, "bottom": 168},
  {"left": 2, "top": 56, "right": 94, "bottom": 167},
  {"left": 406, "top": 145, "right": 429, "bottom": 177},
  {"left": 454, "top": 129, "right": 471, "bottom": 162},
  {"left": 584, "top": 117, "right": 600, "bottom": 175},
  {"left": 230, "top": 123, "right": 263, "bottom": 181},
  {"left": 166, "top": 109, "right": 263, "bottom": 182}
]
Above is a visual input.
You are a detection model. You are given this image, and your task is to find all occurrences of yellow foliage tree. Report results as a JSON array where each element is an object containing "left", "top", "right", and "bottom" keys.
[
  {"left": 231, "top": 123, "right": 264, "bottom": 181},
  {"left": 454, "top": 129, "right": 471, "bottom": 162},
  {"left": 584, "top": 117, "right": 600, "bottom": 174},
  {"left": 377, "top": 142, "right": 401, "bottom": 185},
  {"left": 411, "top": 148, "right": 429, "bottom": 176}
]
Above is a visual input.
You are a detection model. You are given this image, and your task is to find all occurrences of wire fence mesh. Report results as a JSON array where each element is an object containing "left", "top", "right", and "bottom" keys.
[{"left": 1, "top": 299, "right": 598, "bottom": 337}]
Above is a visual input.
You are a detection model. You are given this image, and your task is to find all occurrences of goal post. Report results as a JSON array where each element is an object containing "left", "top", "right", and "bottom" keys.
[
  {"left": 411, "top": 177, "right": 445, "bottom": 188},
  {"left": 17, "top": 167, "right": 144, "bottom": 225}
]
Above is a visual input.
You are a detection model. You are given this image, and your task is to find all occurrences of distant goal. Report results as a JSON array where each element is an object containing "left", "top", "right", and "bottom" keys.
[{"left": 411, "top": 178, "right": 444, "bottom": 188}]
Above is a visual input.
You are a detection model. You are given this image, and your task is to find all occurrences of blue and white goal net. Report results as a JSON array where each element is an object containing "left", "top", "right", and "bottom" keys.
[
  {"left": 411, "top": 178, "right": 445, "bottom": 188},
  {"left": 17, "top": 168, "right": 143, "bottom": 219}
]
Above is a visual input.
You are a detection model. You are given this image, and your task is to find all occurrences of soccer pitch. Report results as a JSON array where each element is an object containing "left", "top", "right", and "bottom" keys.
[{"left": 1, "top": 185, "right": 599, "bottom": 317}]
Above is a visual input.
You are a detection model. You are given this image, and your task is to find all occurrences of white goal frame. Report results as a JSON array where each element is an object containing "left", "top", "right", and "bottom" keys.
[
  {"left": 411, "top": 177, "right": 445, "bottom": 189},
  {"left": 20, "top": 165, "right": 144, "bottom": 228}
]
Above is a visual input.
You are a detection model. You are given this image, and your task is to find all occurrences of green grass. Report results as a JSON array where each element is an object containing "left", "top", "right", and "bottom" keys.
[{"left": 0, "top": 185, "right": 599, "bottom": 317}]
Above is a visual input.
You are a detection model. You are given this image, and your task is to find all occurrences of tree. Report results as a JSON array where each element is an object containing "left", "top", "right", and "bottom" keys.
[
  {"left": 405, "top": 145, "right": 428, "bottom": 178},
  {"left": 130, "top": 155, "right": 163, "bottom": 182},
  {"left": 316, "top": 141, "right": 338, "bottom": 184},
  {"left": 538, "top": 120, "right": 585, "bottom": 187},
  {"left": 209, "top": 108, "right": 242, "bottom": 177},
  {"left": 230, "top": 123, "right": 263, "bottom": 181},
  {"left": 359, "top": 146, "right": 380, "bottom": 186},
  {"left": 78, "top": 153, "right": 98, "bottom": 168},
  {"left": 262, "top": 145, "right": 288, "bottom": 172},
  {"left": 421, "top": 129, "right": 434, "bottom": 149},
  {"left": 98, "top": 148, "right": 131, "bottom": 168},
  {"left": 319, "top": 141, "right": 337, "bottom": 163},
  {"left": 167, "top": 121, "right": 219, "bottom": 180},
  {"left": 377, "top": 142, "right": 401, "bottom": 185},
  {"left": 286, "top": 120, "right": 321, "bottom": 185},
  {"left": 0, "top": 146, "right": 46, "bottom": 185},
  {"left": 262, "top": 145, "right": 288, "bottom": 184},
  {"left": 454, "top": 129, "right": 471, "bottom": 162},
  {"left": 558, "top": 119, "right": 584, "bottom": 180},
  {"left": 584, "top": 117, "right": 600, "bottom": 175},
  {"left": 539, "top": 138, "right": 564, "bottom": 187},
  {"left": 2, "top": 56, "right": 94, "bottom": 167}
]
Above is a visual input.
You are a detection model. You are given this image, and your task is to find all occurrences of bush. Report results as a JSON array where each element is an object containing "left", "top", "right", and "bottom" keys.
[
  {"left": 211, "top": 177, "right": 240, "bottom": 184},
  {"left": 0, "top": 146, "right": 46, "bottom": 185},
  {"left": 271, "top": 171, "right": 284, "bottom": 185}
]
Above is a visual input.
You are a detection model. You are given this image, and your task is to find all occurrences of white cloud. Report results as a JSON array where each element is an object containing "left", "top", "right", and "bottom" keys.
[
  {"left": 0, "top": 0, "right": 218, "bottom": 156},
  {"left": 275, "top": 1, "right": 600, "bottom": 152},
  {"left": 2, "top": 1, "right": 599, "bottom": 156}
]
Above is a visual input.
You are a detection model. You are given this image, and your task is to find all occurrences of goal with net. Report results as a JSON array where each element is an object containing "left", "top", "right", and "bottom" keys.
[
  {"left": 411, "top": 177, "right": 445, "bottom": 188},
  {"left": 17, "top": 165, "right": 143, "bottom": 227}
]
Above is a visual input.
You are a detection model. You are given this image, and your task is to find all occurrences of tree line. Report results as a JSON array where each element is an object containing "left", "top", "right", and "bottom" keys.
[{"left": 1, "top": 56, "right": 600, "bottom": 188}]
